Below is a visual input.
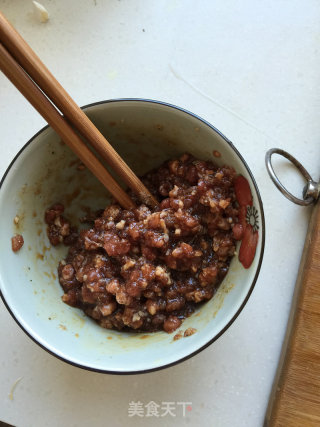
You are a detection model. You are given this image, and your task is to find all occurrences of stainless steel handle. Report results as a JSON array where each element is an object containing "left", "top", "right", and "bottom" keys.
[{"left": 265, "top": 148, "right": 319, "bottom": 206}]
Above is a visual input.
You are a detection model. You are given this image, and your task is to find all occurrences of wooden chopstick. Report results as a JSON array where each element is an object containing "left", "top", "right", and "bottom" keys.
[
  {"left": 0, "top": 42, "right": 136, "bottom": 210},
  {"left": 0, "top": 12, "right": 158, "bottom": 209}
]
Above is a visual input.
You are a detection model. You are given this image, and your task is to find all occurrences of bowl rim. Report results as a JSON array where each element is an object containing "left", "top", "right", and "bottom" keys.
[{"left": 0, "top": 98, "right": 265, "bottom": 375}]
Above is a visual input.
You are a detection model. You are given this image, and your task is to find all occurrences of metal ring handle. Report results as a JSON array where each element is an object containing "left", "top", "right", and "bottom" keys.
[{"left": 265, "top": 148, "right": 316, "bottom": 206}]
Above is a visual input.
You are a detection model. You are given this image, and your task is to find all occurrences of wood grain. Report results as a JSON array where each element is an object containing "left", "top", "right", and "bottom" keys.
[
  {"left": 0, "top": 42, "right": 135, "bottom": 210},
  {"left": 0, "top": 11, "right": 158, "bottom": 208},
  {"left": 265, "top": 201, "right": 320, "bottom": 427}
]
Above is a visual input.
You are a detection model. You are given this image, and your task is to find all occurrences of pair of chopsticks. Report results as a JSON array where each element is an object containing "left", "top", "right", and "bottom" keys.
[{"left": 0, "top": 12, "right": 158, "bottom": 211}]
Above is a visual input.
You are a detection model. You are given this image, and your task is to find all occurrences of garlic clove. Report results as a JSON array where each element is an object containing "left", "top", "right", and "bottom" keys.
[{"left": 32, "top": 1, "right": 49, "bottom": 23}]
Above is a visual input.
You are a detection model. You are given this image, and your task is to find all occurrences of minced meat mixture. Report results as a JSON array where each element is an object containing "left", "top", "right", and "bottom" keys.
[
  {"left": 45, "top": 154, "right": 239, "bottom": 333},
  {"left": 11, "top": 234, "right": 24, "bottom": 252}
]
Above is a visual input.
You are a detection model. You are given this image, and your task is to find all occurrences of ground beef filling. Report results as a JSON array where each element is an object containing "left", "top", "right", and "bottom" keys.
[
  {"left": 11, "top": 234, "right": 24, "bottom": 252},
  {"left": 45, "top": 154, "right": 239, "bottom": 333}
]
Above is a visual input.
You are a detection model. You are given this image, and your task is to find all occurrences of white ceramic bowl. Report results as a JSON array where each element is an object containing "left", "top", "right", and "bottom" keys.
[{"left": 0, "top": 99, "right": 265, "bottom": 374}]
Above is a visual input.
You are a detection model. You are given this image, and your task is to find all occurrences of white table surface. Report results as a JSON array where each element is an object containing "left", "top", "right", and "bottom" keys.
[{"left": 0, "top": 1, "right": 320, "bottom": 426}]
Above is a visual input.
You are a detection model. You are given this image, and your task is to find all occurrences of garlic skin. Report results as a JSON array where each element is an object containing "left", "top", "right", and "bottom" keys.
[{"left": 32, "top": 1, "right": 49, "bottom": 23}]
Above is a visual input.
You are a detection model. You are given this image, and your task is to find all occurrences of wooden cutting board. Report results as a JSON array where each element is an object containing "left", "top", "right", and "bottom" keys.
[{"left": 265, "top": 201, "right": 320, "bottom": 426}]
